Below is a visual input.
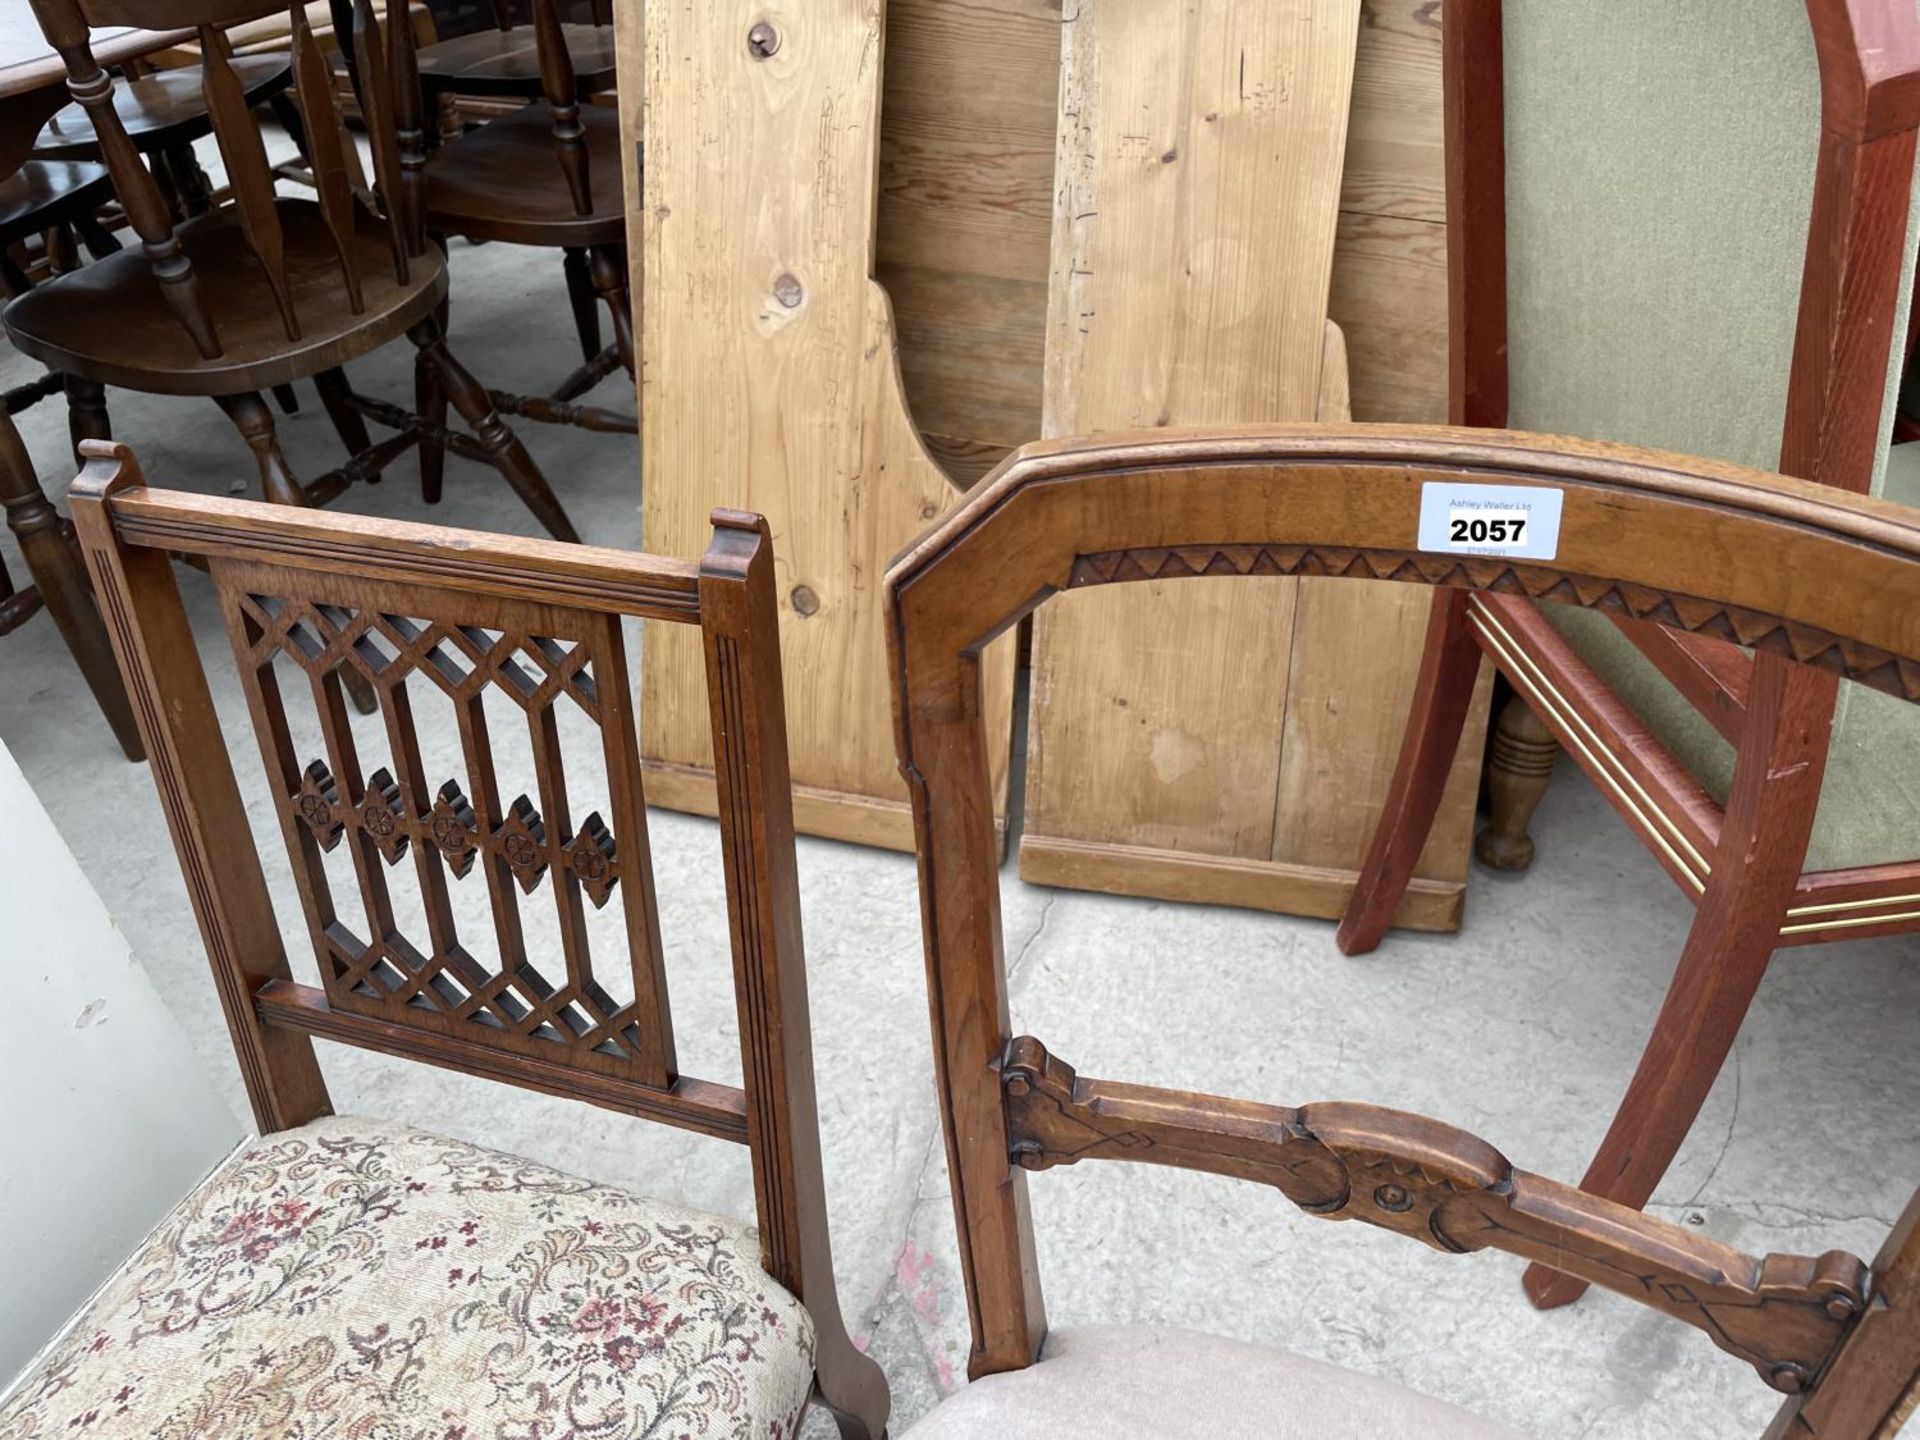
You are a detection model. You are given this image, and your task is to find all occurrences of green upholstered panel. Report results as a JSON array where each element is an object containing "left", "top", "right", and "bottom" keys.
[
  {"left": 1508, "top": 1, "right": 1920, "bottom": 872},
  {"left": 1542, "top": 450, "right": 1920, "bottom": 873},
  {"left": 1505, "top": 0, "right": 1817, "bottom": 474}
]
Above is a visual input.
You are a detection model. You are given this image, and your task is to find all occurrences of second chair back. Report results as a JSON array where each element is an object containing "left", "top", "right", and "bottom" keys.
[{"left": 886, "top": 423, "right": 1920, "bottom": 1437}]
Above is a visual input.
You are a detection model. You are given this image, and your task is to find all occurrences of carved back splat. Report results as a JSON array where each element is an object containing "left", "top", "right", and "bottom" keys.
[
  {"left": 69, "top": 446, "right": 888, "bottom": 1439},
  {"left": 221, "top": 566, "right": 672, "bottom": 1088},
  {"left": 886, "top": 424, "right": 1920, "bottom": 1433}
]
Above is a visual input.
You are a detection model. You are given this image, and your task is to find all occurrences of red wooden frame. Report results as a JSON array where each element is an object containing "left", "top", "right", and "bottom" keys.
[{"left": 1343, "top": 0, "right": 1920, "bottom": 1310}]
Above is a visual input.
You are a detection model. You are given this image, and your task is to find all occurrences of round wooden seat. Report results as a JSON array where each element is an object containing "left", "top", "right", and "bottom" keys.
[
  {"left": 3, "top": 198, "right": 446, "bottom": 395},
  {"left": 425, "top": 100, "right": 625, "bottom": 247},
  {"left": 414, "top": 22, "right": 617, "bottom": 99},
  {"left": 0, "top": 158, "right": 113, "bottom": 240},
  {"left": 33, "top": 54, "right": 293, "bottom": 157}
]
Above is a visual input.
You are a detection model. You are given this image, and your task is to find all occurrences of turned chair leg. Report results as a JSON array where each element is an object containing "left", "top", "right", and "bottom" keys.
[
  {"left": 406, "top": 318, "right": 578, "bottom": 542},
  {"left": 164, "top": 138, "right": 214, "bottom": 217},
  {"left": 414, "top": 346, "right": 447, "bottom": 505},
  {"left": 0, "top": 413, "right": 142, "bottom": 759},
  {"left": 214, "top": 391, "right": 379, "bottom": 715},
  {"left": 1521, "top": 656, "right": 1835, "bottom": 1309},
  {"left": 43, "top": 224, "right": 80, "bottom": 274},
  {"left": 72, "top": 211, "right": 122, "bottom": 261},
  {"left": 313, "top": 368, "right": 372, "bottom": 457},
  {"left": 1475, "top": 690, "right": 1559, "bottom": 871},
  {"left": 64, "top": 376, "right": 110, "bottom": 474},
  {"left": 215, "top": 390, "right": 305, "bottom": 508},
  {"left": 563, "top": 247, "right": 601, "bottom": 364},
  {"left": 436, "top": 89, "right": 462, "bottom": 144},
  {"left": 1338, "top": 590, "right": 1482, "bottom": 955},
  {"left": 590, "top": 244, "right": 636, "bottom": 379}
]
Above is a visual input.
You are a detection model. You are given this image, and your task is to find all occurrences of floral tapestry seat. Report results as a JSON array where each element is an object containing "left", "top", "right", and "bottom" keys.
[{"left": 0, "top": 1118, "right": 816, "bottom": 1440}]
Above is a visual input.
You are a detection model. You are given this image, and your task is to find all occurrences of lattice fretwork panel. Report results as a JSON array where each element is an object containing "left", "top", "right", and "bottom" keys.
[{"left": 214, "top": 557, "right": 675, "bottom": 1088}]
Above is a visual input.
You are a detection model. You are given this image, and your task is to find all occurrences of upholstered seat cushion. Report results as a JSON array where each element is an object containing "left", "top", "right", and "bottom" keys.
[
  {"left": 900, "top": 1326, "right": 1529, "bottom": 1439},
  {"left": 0, "top": 1117, "right": 814, "bottom": 1440}
]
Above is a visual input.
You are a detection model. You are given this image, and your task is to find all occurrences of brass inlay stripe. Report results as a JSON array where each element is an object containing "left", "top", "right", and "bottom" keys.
[{"left": 1471, "top": 604, "right": 1709, "bottom": 893}]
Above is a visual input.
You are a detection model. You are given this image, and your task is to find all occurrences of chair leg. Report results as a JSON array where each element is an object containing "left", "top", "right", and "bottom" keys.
[
  {"left": 266, "top": 91, "right": 308, "bottom": 157},
  {"left": 590, "top": 244, "right": 636, "bottom": 379},
  {"left": 1520, "top": 655, "right": 1836, "bottom": 1309},
  {"left": 165, "top": 139, "right": 214, "bottom": 217},
  {"left": 436, "top": 89, "right": 463, "bottom": 144},
  {"left": 0, "top": 412, "right": 142, "bottom": 760},
  {"left": 1337, "top": 590, "right": 1482, "bottom": 955},
  {"left": 71, "top": 211, "right": 122, "bottom": 260},
  {"left": 271, "top": 383, "right": 301, "bottom": 415},
  {"left": 1474, "top": 690, "right": 1559, "bottom": 871},
  {"left": 314, "top": 368, "right": 372, "bottom": 456},
  {"left": 64, "top": 376, "right": 110, "bottom": 474},
  {"left": 563, "top": 247, "right": 601, "bottom": 364},
  {"left": 215, "top": 391, "right": 304, "bottom": 508},
  {"left": 407, "top": 318, "right": 578, "bottom": 542},
  {"left": 414, "top": 344, "right": 447, "bottom": 505},
  {"left": 43, "top": 224, "right": 80, "bottom": 275}
]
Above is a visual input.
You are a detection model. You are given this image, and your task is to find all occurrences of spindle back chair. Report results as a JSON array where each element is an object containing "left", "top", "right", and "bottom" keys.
[
  {"left": 9, "top": 0, "right": 577, "bottom": 540},
  {"left": 345, "top": 0, "right": 636, "bottom": 466},
  {"left": 32, "top": 440, "right": 887, "bottom": 1438},
  {"left": 887, "top": 425, "right": 1920, "bottom": 1437},
  {"left": 411, "top": 0, "right": 616, "bottom": 142}
]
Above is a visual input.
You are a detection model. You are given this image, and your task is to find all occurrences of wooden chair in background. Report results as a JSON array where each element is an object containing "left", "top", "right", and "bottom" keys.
[
  {"left": 330, "top": 0, "right": 635, "bottom": 500},
  {"left": 0, "top": 412, "right": 139, "bottom": 757},
  {"left": 411, "top": 0, "right": 618, "bottom": 378},
  {"left": 411, "top": 0, "right": 614, "bottom": 143},
  {"left": 1338, "top": 0, "right": 1920, "bottom": 1312},
  {"left": 32, "top": 45, "right": 291, "bottom": 225},
  {"left": 886, "top": 425, "right": 1920, "bottom": 1438},
  {"left": 9, "top": 0, "right": 577, "bottom": 542},
  {"left": 0, "top": 442, "right": 887, "bottom": 1438},
  {"left": 0, "top": 78, "right": 140, "bottom": 757}
]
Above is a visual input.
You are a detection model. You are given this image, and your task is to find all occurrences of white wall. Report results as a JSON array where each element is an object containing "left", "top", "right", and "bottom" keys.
[{"left": 0, "top": 739, "right": 242, "bottom": 1389}]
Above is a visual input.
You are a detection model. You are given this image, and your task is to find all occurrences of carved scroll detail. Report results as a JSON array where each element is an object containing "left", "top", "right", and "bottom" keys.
[
  {"left": 1066, "top": 545, "right": 1920, "bottom": 705},
  {"left": 1001, "top": 1037, "right": 1869, "bottom": 1395}
]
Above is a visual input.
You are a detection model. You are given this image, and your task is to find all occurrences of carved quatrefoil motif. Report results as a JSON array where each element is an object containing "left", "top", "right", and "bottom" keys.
[
  {"left": 294, "top": 760, "right": 344, "bottom": 850},
  {"left": 565, "top": 813, "right": 619, "bottom": 908},
  {"left": 356, "top": 768, "right": 410, "bottom": 864},
  {"left": 498, "top": 797, "right": 550, "bottom": 893},
  {"left": 427, "top": 780, "right": 479, "bottom": 878}
]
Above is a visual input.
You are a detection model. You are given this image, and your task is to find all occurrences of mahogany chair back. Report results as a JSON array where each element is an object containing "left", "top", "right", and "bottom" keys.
[
  {"left": 26, "top": 0, "right": 423, "bottom": 359},
  {"left": 66, "top": 440, "right": 887, "bottom": 1438},
  {"left": 886, "top": 424, "right": 1920, "bottom": 1438}
]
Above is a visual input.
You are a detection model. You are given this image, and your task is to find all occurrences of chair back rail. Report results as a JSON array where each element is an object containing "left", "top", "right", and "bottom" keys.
[
  {"left": 885, "top": 423, "right": 1920, "bottom": 1436},
  {"left": 28, "top": 0, "right": 407, "bottom": 353},
  {"left": 63, "top": 442, "right": 879, "bottom": 1423}
]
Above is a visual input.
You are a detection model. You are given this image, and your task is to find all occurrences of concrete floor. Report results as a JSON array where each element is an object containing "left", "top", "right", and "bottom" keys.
[{"left": 3, "top": 231, "right": 1918, "bottom": 1439}]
